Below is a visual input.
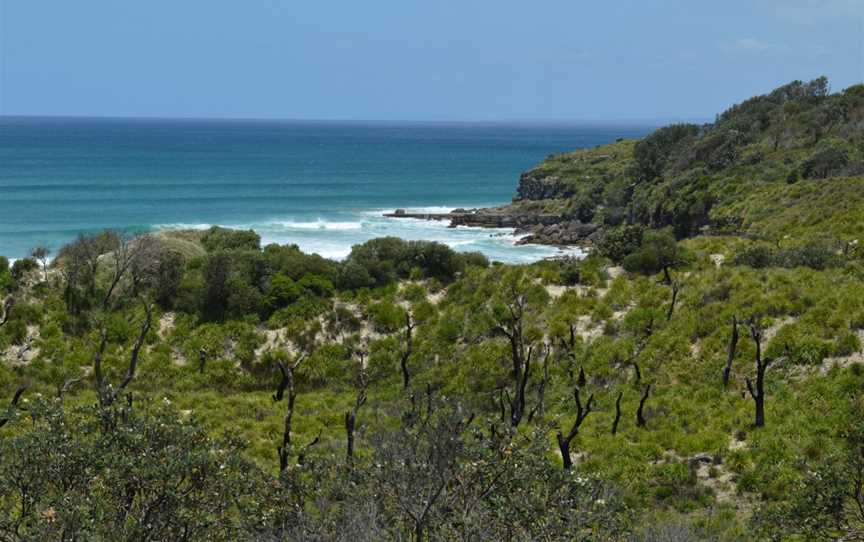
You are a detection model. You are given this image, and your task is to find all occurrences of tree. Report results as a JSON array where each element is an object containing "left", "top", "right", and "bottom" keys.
[
  {"left": 633, "top": 123, "right": 700, "bottom": 182},
  {"left": 745, "top": 319, "right": 774, "bottom": 428},
  {"left": 345, "top": 369, "right": 368, "bottom": 462},
  {"left": 0, "top": 399, "right": 259, "bottom": 541},
  {"left": 400, "top": 312, "right": 416, "bottom": 389},
  {"left": 273, "top": 353, "right": 307, "bottom": 472},
  {"left": 200, "top": 226, "right": 261, "bottom": 252},
  {"left": 623, "top": 229, "right": 690, "bottom": 284},
  {"left": 101, "top": 234, "right": 157, "bottom": 310},
  {"left": 636, "top": 384, "right": 651, "bottom": 428},
  {"left": 666, "top": 281, "right": 681, "bottom": 321},
  {"left": 57, "top": 231, "right": 120, "bottom": 314},
  {"left": 29, "top": 245, "right": 50, "bottom": 282},
  {"left": 0, "top": 387, "right": 26, "bottom": 429},
  {"left": 0, "top": 297, "right": 13, "bottom": 329},
  {"left": 201, "top": 252, "right": 232, "bottom": 320},
  {"left": 556, "top": 387, "right": 594, "bottom": 470},
  {"left": 611, "top": 391, "right": 623, "bottom": 435},
  {"left": 487, "top": 269, "right": 549, "bottom": 428},
  {"left": 722, "top": 315, "right": 739, "bottom": 388},
  {"left": 92, "top": 300, "right": 153, "bottom": 408}
]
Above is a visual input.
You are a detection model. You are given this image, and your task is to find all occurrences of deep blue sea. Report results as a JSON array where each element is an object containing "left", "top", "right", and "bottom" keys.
[{"left": 0, "top": 117, "right": 651, "bottom": 262}]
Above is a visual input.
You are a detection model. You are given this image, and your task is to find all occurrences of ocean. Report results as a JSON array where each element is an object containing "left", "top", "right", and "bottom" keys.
[{"left": 0, "top": 117, "right": 651, "bottom": 262}]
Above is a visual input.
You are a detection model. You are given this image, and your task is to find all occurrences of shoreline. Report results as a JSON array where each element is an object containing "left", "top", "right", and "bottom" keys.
[{"left": 383, "top": 207, "right": 597, "bottom": 249}]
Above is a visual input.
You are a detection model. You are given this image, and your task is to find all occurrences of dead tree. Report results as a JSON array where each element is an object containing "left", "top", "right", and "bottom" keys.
[
  {"left": 93, "top": 301, "right": 153, "bottom": 407},
  {"left": 297, "top": 430, "right": 322, "bottom": 466},
  {"left": 577, "top": 366, "right": 587, "bottom": 387},
  {"left": 273, "top": 354, "right": 306, "bottom": 472},
  {"left": 722, "top": 315, "right": 739, "bottom": 388},
  {"left": 0, "top": 387, "right": 26, "bottom": 429},
  {"left": 345, "top": 371, "right": 368, "bottom": 461},
  {"left": 492, "top": 278, "right": 537, "bottom": 428},
  {"left": 198, "top": 347, "right": 208, "bottom": 375},
  {"left": 101, "top": 234, "right": 154, "bottom": 311},
  {"left": 56, "top": 377, "right": 82, "bottom": 400},
  {"left": 556, "top": 387, "right": 594, "bottom": 470},
  {"left": 527, "top": 347, "right": 551, "bottom": 423},
  {"left": 636, "top": 384, "right": 651, "bottom": 428},
  {"left": 0, "top": 298, "right": 13, "bottom": 328},
  {"left": 400, "top": 312, "right": 415, "bottom": 389},
  {"left": 625, "top": 318, "right": 652, "bottom": 384},
  {"left": 746, "top": 320, "right": 773, "bottom": 428},
  {"left": 611, "top": 391, "right": 623, "bottom": 435},
  {"left": 666, "top": 281, "right": 681, "bottom": 321}
]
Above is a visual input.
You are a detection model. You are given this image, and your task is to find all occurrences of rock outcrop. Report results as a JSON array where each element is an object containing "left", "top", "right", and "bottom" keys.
[{"left": 515, "top": 172, "right": 572, "bottom": 201}]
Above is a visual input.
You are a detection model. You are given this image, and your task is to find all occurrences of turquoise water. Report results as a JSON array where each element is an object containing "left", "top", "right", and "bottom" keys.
[{"left": 0, "top": 117, "right": 651, "bottom": 262}]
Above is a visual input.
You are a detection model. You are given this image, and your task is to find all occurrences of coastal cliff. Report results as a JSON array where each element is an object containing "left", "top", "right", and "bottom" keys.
[{"left": 388, "top": 77, "right": 864, "bottom": 248}]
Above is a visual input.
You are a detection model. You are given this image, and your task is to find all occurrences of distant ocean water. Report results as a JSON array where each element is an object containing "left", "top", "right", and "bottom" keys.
[{"left": 0, "top": 117, "right": 651, "bottom": 262}]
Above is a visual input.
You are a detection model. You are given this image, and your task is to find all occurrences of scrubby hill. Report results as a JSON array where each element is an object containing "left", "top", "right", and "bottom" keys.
[
  {"left": 499, "top": 77, "right": 864, "bottom": 247},
  {"left": 1, "top": 79, "right": 864, "bottom": 540}
]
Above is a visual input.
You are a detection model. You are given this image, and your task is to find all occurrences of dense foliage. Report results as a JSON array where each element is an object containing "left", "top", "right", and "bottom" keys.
[{"left": 2, "top": 79, "right": 864, "bottom": 540}]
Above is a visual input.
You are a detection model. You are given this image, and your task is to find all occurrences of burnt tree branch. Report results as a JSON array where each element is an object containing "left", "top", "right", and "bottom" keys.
[
  {"left": 556, "top": 387, "right": 594, "bottom": 470},
  {"left": 722, "top": 315, "right": 739, "bottom": 389},
  {"left": 636, "top": 384, "right": 651, "bottom": 428},
  {"left": 0, "top": 386, "right": 26, "bottom": 429}
]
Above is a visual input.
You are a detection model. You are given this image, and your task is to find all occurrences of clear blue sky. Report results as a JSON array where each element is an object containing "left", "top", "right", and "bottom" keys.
[{"left": 1, "top": 0, "right": 862, "bottom": 121}]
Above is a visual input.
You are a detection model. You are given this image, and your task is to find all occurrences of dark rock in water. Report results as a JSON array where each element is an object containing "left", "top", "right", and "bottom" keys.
[
  {"left": 515, "top": 221, "right": 599, "bottom": 245},
  {"left": 383, "top": 207, "right": 594, "bottom": 248}
]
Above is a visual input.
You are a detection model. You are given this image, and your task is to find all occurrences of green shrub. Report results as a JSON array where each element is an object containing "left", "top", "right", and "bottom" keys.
[{"left": 200, "top": 226, "right": 261, "bottom": 252}]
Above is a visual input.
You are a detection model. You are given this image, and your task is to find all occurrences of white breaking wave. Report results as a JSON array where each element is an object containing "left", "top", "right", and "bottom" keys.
[
  {"left": 268, "top": 219, "right": 364, "bottom": 231},
  {"left": 150, "top": 209, "right": 585, "bottom": 264}
]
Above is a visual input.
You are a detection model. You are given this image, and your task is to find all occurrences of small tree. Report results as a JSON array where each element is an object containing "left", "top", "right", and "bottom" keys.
[
  {"left": 0, "top": 387, "right": 26, "bottom": 429},
  {"left": 556, "top": 387, "right": 594, "bottom": 470},
  {"left": 273, "top": 353, "right": 307, "bottom": 472},
  {"left": 400, "top": 312, "right": 416, "bottom": 389},
  {"left": 636, "top": 384, "right": 651, "bottom": 428},
  {"left": 745, "top": 320, "right": 773, "bottom": 428},
  {"left": 345, "top": 370, "right": 368, "bottom": 462},
  {"left": 722, "top": 315, "right": 739, "bottom": 388},
  {"left": 622, "top": 229, "right": 690, "bottom": 284},
  {"left": 486, "top": 269, "right": 548, "bottom": 428},
  {"left": 92, "top": 300, "right": 153, "bottom": 408},
  {"left": 611, "top": 391, "right": 623, "bottom": 435},
  {"left": 29, "top": 245, "right": 50, "bottom": 282},
  {"left": 0, "top": 297, "right": 13, "bottom": 329}
]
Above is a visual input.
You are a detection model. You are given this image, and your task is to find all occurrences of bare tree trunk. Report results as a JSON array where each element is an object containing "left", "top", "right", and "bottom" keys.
[
  {"left": 345, "top": 371, "right": 368, "bottom": 461},
  {"left": 528, "top": 348, "right": 551, "bottom": 423},
  {"left": 722, "top": 315, "right": 739, "bottom": 388},
  {"left": 577, "top": 366, "right": 586, "bottom": 388},
  {"left": 666, "top": 281, "right": 680, "bottom": 321},
  {"left": 297, "top": 431, "right": 321, "bottom": 466},
  {"left": 662, "top": 266, "right": 672, "bottom": 286},
  {"left": 198, "top": 348, "right": 208, "bottom": 375},
  {"left": 636, "top": 384, "right": 651, "bottom": 428},
  {"left": 400, "top": 313, "right": 414, "bottom": 389},
  {"left": 746, "top": 320, "right": 772, "bottom": 428},
  {"left": 0, "top": 387, "right": 26, "bottom": 429},
  {"left": 555, "top": 387, "right": 594, "bottom": 470},
  {"left": 0, "top": 298, "right": 13, "bottom": 328},
  {"left": 611, "top": 391, "right": 623, "bottom": 435},
  {"left": 273, "top": 354, "right": 306, "bottom": 472},
  {"left": 94, "top": 301, "right": 153, "bottom": 407}
]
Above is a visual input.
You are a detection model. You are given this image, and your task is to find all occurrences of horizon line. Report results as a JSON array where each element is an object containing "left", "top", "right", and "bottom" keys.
[{"left": 0, "top": 113, "right": 709, "bottom": 127}]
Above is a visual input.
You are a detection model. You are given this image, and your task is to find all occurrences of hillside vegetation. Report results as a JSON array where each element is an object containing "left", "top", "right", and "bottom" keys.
[
  {"left": 508, "top": 77, "right": 864, "bottom": 249},
  {"left": 1, "top": 79, "right": 864, "bottom": 540}
]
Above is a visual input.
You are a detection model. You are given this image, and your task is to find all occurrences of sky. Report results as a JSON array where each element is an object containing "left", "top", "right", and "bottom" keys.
[{"left": 0, "top": 0, "right": 862, "bottom": 122}]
